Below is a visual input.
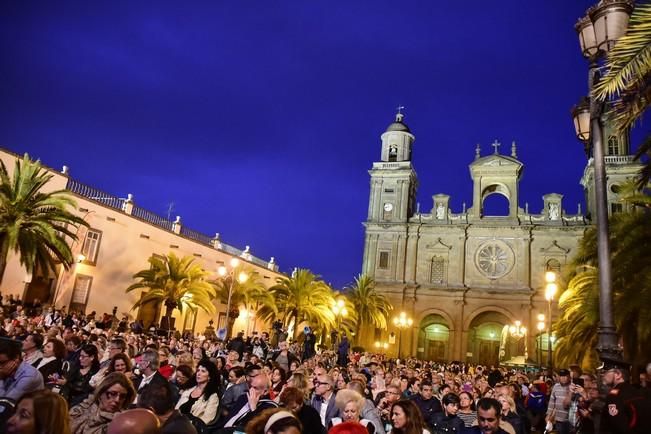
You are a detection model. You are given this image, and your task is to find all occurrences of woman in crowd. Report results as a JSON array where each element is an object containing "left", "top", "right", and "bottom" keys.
[
  {"left": 6, "top": 389, "right": 71, "bottom": 434},
  {"left": 34, "top": 338, "right": 67, "bottom": 387},
  {"left": 389, "top": 400, "right": 430, "bottom": 434},
  {"left": 175, "top": 358, "right": 220, "bottom": 425},
  {"left": 157, "top": 345, "right": 175, "bottom": 379},
  {"left": 245, "top": 408, "right": 302, "bottom": 434},
  {"left": 431, "top": 393, "right": 464, "bottom": 433},
  {"left": 497, "top": 394, "right": 524, "bottom": 434},
  {"left": 457, "top": 391, "right": 477, "bottom": 428},
  {"left": 285, "top": 372, "right": 310, "bottom": 401},
  {"left": 330, "top": 389, "right": 376, "bottom": 434},
  {"left": 69, "top": 372, "right": 136, "bottom": 434},
  {"left": 271, "top": 366, "right": 287, "bottom": 396},
  {"left": 279, "top": 386, "right": 325, "bottom": 434},
  {"left": 58, "top": 344, "right": 101, "bottom": 406},
  {"left": 172, "top": 363, "right": 195, "bottom": 391}
]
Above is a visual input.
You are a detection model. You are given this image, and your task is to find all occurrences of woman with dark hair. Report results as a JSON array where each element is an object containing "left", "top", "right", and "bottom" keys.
[
  {"left": 271, "top": 366, "right": 287, "bottom": 396},
  {"left": 431, "top": 393, "right": 464, "bottom": 433},
  {"left": 69, "top": 372, "right": 136, "bottom": 434},
  {"left": 279, "top": 386, "right": 324, "bottom": 434},
  {"left": 390, "top": 400, "right": 430, "bottom": 434},
  {"left": 35, "top": 338, "right": 67, "bottom": 387},
  {"left": 175, "top": 358, "right": 220, "bottom": 425},
  {"left": 457, "top": 391, "right": 477, "bottom": 428},
  {"left": 6, "top": 389, "right": 71, "bottom": 434},
  {"left": 172, "top": 364, "right": 195, "bottom": 391},
  {"left": 57, "top": 344, "right": 100, "bottom": 407}
]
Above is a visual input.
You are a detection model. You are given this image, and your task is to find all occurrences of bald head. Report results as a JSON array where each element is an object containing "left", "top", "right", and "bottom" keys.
[{"left": 108, "top": 408, "right": 160, "bottom": 434}]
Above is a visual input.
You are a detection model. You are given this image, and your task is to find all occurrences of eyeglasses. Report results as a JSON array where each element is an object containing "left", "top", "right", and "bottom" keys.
[
  {"left": 386, "top": 391, "right": 400, "bottom": 395},
  {"left": 314, "top": 381, "right": 330, "bottom": 386},
  {"left": 105, "top": 390, "right": 128, "bottom": 400}
]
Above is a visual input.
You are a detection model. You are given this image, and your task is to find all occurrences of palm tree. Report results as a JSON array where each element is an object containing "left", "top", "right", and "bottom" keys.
[
  {"left": 126, "top": 252, "right": 216, "bottom": 330},
  {"left": 258, "top": 268, "right": 337, "bottom": 339},
  {"left": 345, "top": 274, "right": 393, "bottom": 345},
  {"left": 0, "top": 153, "right": 88, "bottom": 285},
  {"left": 554, "top": 204, "right": 651, "bottom": 369},
  {"left": 594, "top": 3, "right": 651, "bottom": 186},
  {"left": 212, "top": 267, "right": 277, "bottom": 338}
]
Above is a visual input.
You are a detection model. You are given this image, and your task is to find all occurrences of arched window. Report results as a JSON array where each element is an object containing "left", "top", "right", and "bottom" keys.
[
  {"left": 546, "top": 258, "right": 561, "bottom": 274},
  {"left": 607, "top": 135, "right": 620, "bottom": 155},
  {"left": 388, "top": 145, "right": 398, "bottom": 162}
]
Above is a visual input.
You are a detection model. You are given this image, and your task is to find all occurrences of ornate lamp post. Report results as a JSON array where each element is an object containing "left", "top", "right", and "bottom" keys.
[
  {"left": 537, "top": 314, "right": 546, "bottom": 368},
  {"left": 217, "top": 257, "right": 248, "bottom": 340},
  {"left": 545, "top": 272, "right": 558, "bottom": 370},
  {"left": 393, "top": 311, "right": 413, "bottom": 359},
  {"left": 509, "top": 320, "right": 527, "bottom": 338},
  {"left": 571, "top": 0, "right": 633, "bottom": 364}
]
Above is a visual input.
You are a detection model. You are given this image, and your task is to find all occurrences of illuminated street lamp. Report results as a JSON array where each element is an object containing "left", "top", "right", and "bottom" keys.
[
  {"left": 331, "top": 297, "right": 348, "bottom": 344},
  {"left": 218, "top": 257, "right": 248, "bottom": 339},
  {"left": 571, "top": 0, "right": 633, "bottom": 365},
  {"left": 537, "top": 314, "right": 546, "bottom": 367},
  {"left": 393, "top": 311, "right": 413, "bottom": 359},
  {"left": 509, "top": 320, "right": 527, "bottom": 338},
  {"left": 545, "top": 272, "right": 558, "bottom": 369}
]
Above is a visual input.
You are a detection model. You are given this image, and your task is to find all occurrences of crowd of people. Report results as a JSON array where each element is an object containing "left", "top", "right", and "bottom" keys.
[{"left": 0, "top": 300, "right": 650, "bottom": 434}]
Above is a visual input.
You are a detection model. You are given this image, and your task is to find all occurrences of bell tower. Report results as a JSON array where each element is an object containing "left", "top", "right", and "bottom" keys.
[
  {"left": 367, "top": 109, "right": 418, "bottom": 223},
  {"left": 362, "top": 110, "right": 418, "bottom": 279}
]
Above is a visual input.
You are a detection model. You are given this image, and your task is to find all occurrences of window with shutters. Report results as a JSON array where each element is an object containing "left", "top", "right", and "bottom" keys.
[
  {"left": 81, "top": 229, "right": 102, "bottom": 265},
  {"left": 430, "top": 257, "right": 446, "bottom": 284},
  {"left": 70, "top": 274, "right": 92, "bottom": 313}
]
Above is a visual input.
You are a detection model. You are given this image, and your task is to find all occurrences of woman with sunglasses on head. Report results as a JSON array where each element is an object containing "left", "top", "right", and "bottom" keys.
[
  {"left": 69, "top": 372, "right": 136, "bottom": 434},
  {"left": 57, "top": 343, "right": 101, "bottom": 407}
]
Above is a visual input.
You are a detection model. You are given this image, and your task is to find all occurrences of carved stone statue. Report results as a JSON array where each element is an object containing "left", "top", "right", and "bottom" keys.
[
  {"left": 436, "top": 203, "right": 446, "bottom": 220},
  {"left": 549, "top": 203, "right": 560, "bottom": 220}
]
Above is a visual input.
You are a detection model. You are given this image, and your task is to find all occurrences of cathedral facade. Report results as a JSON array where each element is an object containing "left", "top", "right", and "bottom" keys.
[{"left": 361, "top": 113, "right": 640, "bottom": 366}]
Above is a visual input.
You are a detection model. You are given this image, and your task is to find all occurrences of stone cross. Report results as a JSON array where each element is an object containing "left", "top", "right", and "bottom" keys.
[{"left": 491, "top": 139, "right": 501, "bottom": 154}]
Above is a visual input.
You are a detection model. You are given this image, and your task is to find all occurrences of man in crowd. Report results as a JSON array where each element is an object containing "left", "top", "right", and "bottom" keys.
[
  {"left": 464, "top": 397, "right": 511, "bottom": 434},
  {"left": 138, "top": 381, "right": 197, "bottom": 434},
  {"left": 600, "top": 357, "right": 651, "bottom": 434},
  {"left": 21, "top": 333, "right": 43, "bottom": 365},
  {"left": 135, "top": 349, "right": 169, "bottom": 401},
  {"left": 270, "top": 338, "right": 299, "bottom": 374},
  {"left": 0, "top": 337, "right": 43, "bottom": 401},
  {"left": 219, "top": 364, "right": 278, "bottom": 430},
  {"left": 410, "top": 379, "right": 442, "bottom": 426},
  {"left": 311, "top": 373, "right": 339, "bottom": 428},
  {"left": 546, "top": 368, "right": 572, "bottom": 434}
]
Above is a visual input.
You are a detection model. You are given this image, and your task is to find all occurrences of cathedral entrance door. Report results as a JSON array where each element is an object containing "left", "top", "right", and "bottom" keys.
[{"left": 418, "top": 314, "right": 450, "bottom": 362}]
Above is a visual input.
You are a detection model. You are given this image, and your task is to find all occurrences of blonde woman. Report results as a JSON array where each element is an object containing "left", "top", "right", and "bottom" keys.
[{"left": 329, "top": 389, "right": 376, "bottom": 434}]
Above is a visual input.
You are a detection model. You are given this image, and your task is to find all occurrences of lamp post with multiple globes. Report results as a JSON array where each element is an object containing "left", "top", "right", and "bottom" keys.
[
  {"left": 571, "top": 0, "right": 633, "bottom": 364},
  {"left": 393, "top": 312, "right": 413, "bottom": 360},
  {"left": 217, "top": 258, "right": 248, "bottom": 340}
]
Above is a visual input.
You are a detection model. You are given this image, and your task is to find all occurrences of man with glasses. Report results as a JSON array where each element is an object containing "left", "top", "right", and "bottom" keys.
[
  {"left": 600, "top": 357, "right": 651, "bottom": 434},
  {"left": 0, "top": 337, "right": 44, "bottom": 401},
  {"left": 218, "top": 364, "right": 278, "bottom": 430},
  {"left": 377, "top": 384, "right": 402, "bottom": 431},
  {"left": 134, "top": 349, "right": 168, "bottom": 402},
  {"left": 410, "top": 379, "right": 442, "bottom": 427},
  {"left": 311, "top": 374, "right": 339, "bottom": 427}
]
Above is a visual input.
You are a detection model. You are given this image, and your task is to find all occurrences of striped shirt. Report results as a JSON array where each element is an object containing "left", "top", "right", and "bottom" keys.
[{"left": 546, "top": 383, "right": 570, "bottom": 422}]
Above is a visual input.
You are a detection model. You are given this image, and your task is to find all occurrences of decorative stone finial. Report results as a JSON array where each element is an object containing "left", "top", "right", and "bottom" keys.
[
  {"left": 62, "top": 165, "right": 69, "bottom": 175},
  {"left": 511, "top": 140, "right": 517, "bottom": 158},
  {"left": 475, "top": 144, "right": 481, "bottom": 160}
]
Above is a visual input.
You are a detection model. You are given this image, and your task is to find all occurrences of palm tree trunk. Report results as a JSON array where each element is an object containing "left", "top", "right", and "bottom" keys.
[{"left": 0, "top": 235, "right": 10, "bottom": 286}]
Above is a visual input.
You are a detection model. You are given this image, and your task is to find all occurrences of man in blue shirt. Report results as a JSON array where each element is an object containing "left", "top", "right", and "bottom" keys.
[{"left": 0, "top": 337, "right": 44, "bottom": 402}]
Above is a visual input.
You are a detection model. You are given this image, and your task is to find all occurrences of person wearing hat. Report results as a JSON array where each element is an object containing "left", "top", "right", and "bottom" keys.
[
  {"left": 600, "top": 357, "right": 651, "bottom": 434},
  {"left": 545, "top": 368, "right": 572, "bottom": 434}
]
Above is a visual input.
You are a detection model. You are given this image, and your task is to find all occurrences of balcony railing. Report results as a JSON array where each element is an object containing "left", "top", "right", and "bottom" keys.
[
  {"left": 66, "top": 177, "right": 276, "bottom": 270},
  {"left": 66, "top": 179, "right": 126, "bottom": 211}
]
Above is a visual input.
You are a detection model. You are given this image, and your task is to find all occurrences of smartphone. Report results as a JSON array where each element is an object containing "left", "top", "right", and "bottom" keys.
[{"left": 572, "top": 378, "right": 584, "bottom": 388}]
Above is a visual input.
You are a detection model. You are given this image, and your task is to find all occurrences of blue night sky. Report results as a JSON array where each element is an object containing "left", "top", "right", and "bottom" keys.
[{"left": 1, "top": 1, "right": 605, "bottom": 288}]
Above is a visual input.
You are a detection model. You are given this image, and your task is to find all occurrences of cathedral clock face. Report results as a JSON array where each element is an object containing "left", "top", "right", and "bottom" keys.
[
  {"left": 474, "top": 240, "right": 514, "bottom": 279},
  {"left": 383, "top": 203, "right": 393, "bottom": 211}
]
